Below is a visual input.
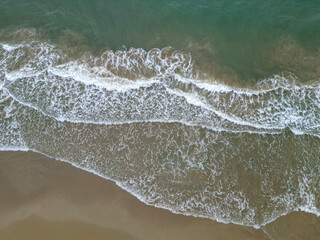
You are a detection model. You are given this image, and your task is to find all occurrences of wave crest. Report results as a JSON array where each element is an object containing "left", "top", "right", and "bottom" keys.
[{"left": 1, "top": 32, "right": 320, "bottom": 228}]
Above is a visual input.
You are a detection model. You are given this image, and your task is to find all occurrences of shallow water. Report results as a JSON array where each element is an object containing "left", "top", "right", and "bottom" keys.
[{"left": 1, "top": 0, "right": 320, "bottom": 231}]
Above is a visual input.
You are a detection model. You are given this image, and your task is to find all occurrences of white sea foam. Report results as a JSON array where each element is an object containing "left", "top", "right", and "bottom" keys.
[
  {"left": 166, "top": 88, "right": 282, "bottom": 130},
  {"left": 4, "top": 66, "right": 320, "bottom": 136},
  {"left": 1, "top": 36, "right": 320, "bottom": 229},
  {"left": 48, "top": 65, "right": 161, "bottom": 91},
  {"left": 0, "top": 43, "right": 20, "bottom": 52},
  {"left": 1, "top": 143, "right": 320, "bottom": 228},
  {"left": 2, "top": 39, "right": 320, "bottom": 137},
  {"left": 3, "top": 88, "right": 278, "bottom": 135}
]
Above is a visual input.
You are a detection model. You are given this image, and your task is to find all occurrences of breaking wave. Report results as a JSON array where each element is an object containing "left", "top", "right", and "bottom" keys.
[{"left": 1, "top": 33, "right": 320, "bottom": 228}]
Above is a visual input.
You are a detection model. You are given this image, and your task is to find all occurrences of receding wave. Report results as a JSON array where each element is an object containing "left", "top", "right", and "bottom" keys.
[{"left": 1, "top": 31, "right": 320, "bottom": 228}]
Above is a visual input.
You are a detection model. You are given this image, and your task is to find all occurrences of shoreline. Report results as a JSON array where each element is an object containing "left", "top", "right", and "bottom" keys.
[{"left": 0, "top": 151, "right": 269, "bottom": 240}]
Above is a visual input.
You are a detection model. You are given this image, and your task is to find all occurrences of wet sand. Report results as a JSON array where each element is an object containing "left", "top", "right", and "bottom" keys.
[
  {"left": 0, "top": 151, "right": 269, "bottom": 240},
  {"left": 0, "top": 151, "right": 319, "bottom": 240}
]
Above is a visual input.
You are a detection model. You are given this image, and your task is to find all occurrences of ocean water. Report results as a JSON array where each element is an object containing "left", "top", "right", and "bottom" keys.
[{"left": 1, "top": 0, "right": 320, "bottom": 229}]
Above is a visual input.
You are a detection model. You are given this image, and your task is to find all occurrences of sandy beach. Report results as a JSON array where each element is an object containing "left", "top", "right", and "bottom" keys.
[
  {"left": 2, "top": 1, "right": 320, "bottom": 239},
  {"left": 0, "top": 151, "right": 271, "bottom": 240},
  {"left": 2, "top": 151, "right": 320, "bottom": 240}
]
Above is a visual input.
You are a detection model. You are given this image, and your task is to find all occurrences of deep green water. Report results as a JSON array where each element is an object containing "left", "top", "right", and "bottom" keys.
[{"left": 1, "top": 0, "right": 320, "bottom": 79}]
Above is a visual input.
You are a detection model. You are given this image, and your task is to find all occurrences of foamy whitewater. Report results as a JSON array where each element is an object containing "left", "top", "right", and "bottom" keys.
[{"left": 1, "top": 36, "right": 320, "bottom": 228}]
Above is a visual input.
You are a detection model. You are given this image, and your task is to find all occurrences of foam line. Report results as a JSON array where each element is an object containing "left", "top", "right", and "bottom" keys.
[
  {"left": 1, "top": 35, "right": 320, "bottom": 228},
  {"left": 0, "top": 147, "right": 319, "bottom": 229},
  {"left": 3, "top": 84, "right": 281, "bottom": 135}
]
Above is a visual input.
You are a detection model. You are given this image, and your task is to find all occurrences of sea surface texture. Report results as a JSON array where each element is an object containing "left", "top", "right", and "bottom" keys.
[{"left": 1, "top": 0, "right": 320, "bottom": 228}]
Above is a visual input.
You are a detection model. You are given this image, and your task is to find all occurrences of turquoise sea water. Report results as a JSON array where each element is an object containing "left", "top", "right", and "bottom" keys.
[
  {"left": 1, "top": 0, "right": 320, "bottom": 231},
  {"left": 2, "top": 0, "right": 320, "bottom": 79}
]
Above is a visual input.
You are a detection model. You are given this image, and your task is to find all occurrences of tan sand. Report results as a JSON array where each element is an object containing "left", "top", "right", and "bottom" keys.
[{"left": 0, "top": 151, "right": 313, "bottom": 240}]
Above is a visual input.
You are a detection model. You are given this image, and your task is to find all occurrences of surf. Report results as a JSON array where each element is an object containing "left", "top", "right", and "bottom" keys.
[{"left": 1, "top": 33, "right": 320, "bottom": 228}]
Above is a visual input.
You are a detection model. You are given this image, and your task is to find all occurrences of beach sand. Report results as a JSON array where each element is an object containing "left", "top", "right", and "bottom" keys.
[{"left": 0, "top": 151, "right": 318, "bottom": 240}]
